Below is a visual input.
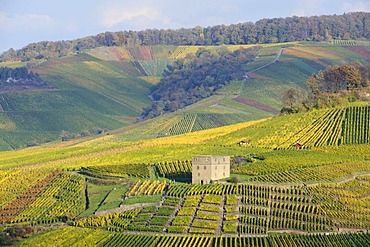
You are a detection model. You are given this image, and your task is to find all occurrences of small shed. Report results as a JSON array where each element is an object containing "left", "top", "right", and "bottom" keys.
[
  {"left": 295, "top": 142, "right": 303, "bottom": 150},
  {"left": 239, "top": 139, "right": 249, "bottom": 146}
]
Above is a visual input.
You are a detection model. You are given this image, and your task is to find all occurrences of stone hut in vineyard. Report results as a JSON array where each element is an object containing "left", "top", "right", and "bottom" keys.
[{"left": 192, "top": 155, "right": 230, "bottom": 184}]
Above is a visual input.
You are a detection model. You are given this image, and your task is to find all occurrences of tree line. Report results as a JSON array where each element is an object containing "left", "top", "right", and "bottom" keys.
[
  {"left": 0, "top": 67, "right": 40, "bottom": 82},
  {"left": 141, "top": 47, "right": 259, "bottom": 118},
  {"left": 282, "top": 62, "right": 370, "bottom": 113},
  {"left": 1, "top": 12, "right": 369, "bottom": 62}
]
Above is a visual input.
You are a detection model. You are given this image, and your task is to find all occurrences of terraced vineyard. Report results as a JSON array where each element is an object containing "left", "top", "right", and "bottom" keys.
[
  {"left": 71, "top": 181, "right": 368, "bottom": 236},
  {"left": 12, "top": 176, "right": 368, "bottom": 245},
  {"left": 166, "top": 183, "right": 333, "bottom": 234},
  {"left": 0, "top": 40, "right": 370, "bottom": 245}
]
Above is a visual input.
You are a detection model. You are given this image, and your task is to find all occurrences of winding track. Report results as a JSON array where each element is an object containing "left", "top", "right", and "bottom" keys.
[
  {"left": 245, "top": 48, "right": 284, "bottom": 78},
  {"left": 208, "top": 49, "right": 285, "bottom": 114}
]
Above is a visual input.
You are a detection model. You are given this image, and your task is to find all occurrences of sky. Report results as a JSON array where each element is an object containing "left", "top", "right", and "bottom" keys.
[{"left": 1, "top": 0, "right": 369, "bottom": 53}]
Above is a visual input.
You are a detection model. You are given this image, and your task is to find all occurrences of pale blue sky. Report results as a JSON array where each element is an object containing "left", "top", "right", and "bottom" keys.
[{"left": 1, "top": 0, "right": 369, "bottom": 53}]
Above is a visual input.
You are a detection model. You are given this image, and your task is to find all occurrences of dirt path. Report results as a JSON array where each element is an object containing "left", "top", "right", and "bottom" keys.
[
  {"left": 94, "top": 202, "right": 160, "bottom": 216},
  {"left": 212, "top": 48, "right": 284, "bottom": 115},
  {"left": 332, "top": 172, "right": 370, "bottom": 184},
  {"left": 246, "top": 48, "right": 284, "bottom": 78},
  {"left": 305, "top": 171, "right": 370, "bottom": 187}
]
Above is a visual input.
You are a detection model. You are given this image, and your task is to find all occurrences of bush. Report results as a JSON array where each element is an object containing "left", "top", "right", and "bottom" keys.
[
  {"left": 0, "top": 226, "right": 33, "bottom": 246},
  {"left": 228, "top": 176, "right": 240, "bottom": 184}
]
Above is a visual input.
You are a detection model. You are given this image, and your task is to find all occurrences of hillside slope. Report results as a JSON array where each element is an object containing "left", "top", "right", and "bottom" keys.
[
  {"left": 0, "top": 41, "right": 369, "bottom": 150},
  {"left": 109, "top": 41, "right": 370, "bottom": 142},
  {"left": 1, "top": 102, "right": 370, "bottom": 171},
  {"left": 0, "top": 54, "right": 152, "bottom": 150},
  {"left": 0, "top": 102, "right": 370, "bottom": 245}
]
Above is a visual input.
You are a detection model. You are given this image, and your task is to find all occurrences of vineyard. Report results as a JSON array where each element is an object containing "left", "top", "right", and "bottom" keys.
[
  {"left": 0, "top": 169, "right": 52, "bottom": 208},
  {"left": 329, "top": 40, "right": 370, "bottom": 46},
  {"left": 308, "top": 174, "right": 370, "bottom": 229},
  {"left": 0, "top": 54, "right": 153, "bottom": 150},
  {"left": 276, "top": 106, "right": 370, "bottom": 148},
  {"left": 155, "top": 160, "right": 192, "bottom": 181},
  {"left": 0, "top": 170, "right": 85, "bottom": 225},
  {"left": 1, "top": 40, "right": 369, "bottom": 151},
  {"left": 139, "top": 60, "right": 169, "bottom": 76},
  {"left": 157, "top": 113, "right": 229, "bottom": 138},
  {"left": 1, "top": 165, "right": 368, "bottom": 245},
  {"left": 1, "top": 41, "right": 370, "bottom": 245},
  {"left": 81, "top": 163, "right": 151, "bottom": 178},
  {"left": 126, "top": 180, "right": 167, "bottom": 197},
  {"left": 283, "top": 105, "right": 370, "bottom": 148},
  {"left": 12, "top": 172, "right": 85, "bottom": 224},
  {"left": 11, "top": 173, "right": 370, "bottom": 246},
  {"left": 0, "top": 115, "right": 370, "bottom": 245},
  {"left": 244, "top": 161, "right": 370, "bottom": 184},
  {"left": 17, "top": 226, "right": 370, "bottom": 247},
  {"left": 54, "top": 179, "right": 369, "bottom": 237},
  {"left": 221, "top": 104, "right": 370, "bottom": 150}
]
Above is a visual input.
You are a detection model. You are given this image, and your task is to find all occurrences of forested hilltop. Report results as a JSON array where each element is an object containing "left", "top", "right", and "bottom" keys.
[{"left": 1, "top": 12, "right": 369, "bottom": 62}]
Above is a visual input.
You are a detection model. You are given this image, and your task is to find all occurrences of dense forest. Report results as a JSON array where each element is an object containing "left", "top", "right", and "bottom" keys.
[
  {"left": 1, "top": 12, "right": 369, "bottom": 62},
  {"left": 142, "top": 47, "right": 258, "bottom": 118},
  {"left": 282, "top": 62, "right": 370, "bottom": 113}
]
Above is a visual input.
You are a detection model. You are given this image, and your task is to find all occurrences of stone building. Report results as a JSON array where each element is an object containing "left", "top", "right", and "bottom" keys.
[{"left": 192, "top": 155, "right": 230, "bottom": 184}]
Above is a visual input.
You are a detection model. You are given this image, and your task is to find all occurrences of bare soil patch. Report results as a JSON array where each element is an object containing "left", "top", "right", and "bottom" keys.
[
  {"left": 248, "top": 72, "right": 272, "bottom": 80},
  {"left": 345, "top": 46, "right": 370, "bottom": 59},
  {"left": 233, "top": 96, "right": 279, "bottom": 114},
  {"left": 139, "top": 46, "right": 153, "bottom": 60}
]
